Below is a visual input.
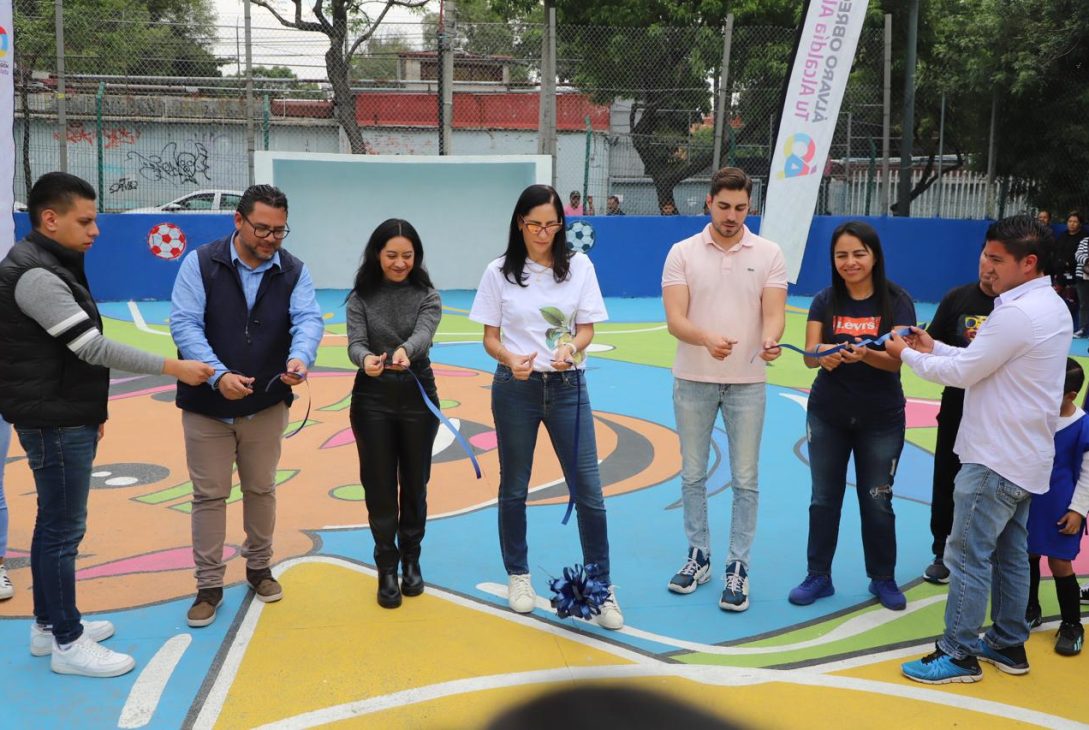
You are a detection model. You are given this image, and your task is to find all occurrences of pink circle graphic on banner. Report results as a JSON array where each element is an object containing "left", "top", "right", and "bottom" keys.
[{"left": 147, "top": 223, "right": 187, "bottom": 261}]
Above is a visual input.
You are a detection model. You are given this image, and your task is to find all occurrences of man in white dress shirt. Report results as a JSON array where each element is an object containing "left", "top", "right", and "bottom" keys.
[{"left": 887, "top": 216, "right": 1071, "bottom": 684}]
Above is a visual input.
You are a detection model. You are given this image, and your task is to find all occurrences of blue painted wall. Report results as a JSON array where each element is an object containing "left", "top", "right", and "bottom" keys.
[{"left": 15, "top": 212, "right": 997, "bottom": 303}]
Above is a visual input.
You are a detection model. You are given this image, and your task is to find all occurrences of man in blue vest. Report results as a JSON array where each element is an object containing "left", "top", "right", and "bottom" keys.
[
  {"left": 0, "top": 172, "right": 213, "bottom": 677},
  {"left": 170, "top": 184, "right": 323, "bottom": 628}
]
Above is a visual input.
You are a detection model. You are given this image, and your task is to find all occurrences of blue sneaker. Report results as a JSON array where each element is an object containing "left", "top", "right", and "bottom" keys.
[
  {"left": 719, "top": 561, "right": 749, "bottom": 612},
  {"left": 902, "top": 645, "right": 982, "bottom": 684},
  {"left": 788, "top": 574, "right": 834, "bottom": 606},
  {"left": 668, "top": 548, "right": 711, "bottom": 594},
  {"left": 868, "top": 579, "right": 907, "bottom": 611},
  {"left": 978, "top": 640, "right": 1030, "bottom": 675}
]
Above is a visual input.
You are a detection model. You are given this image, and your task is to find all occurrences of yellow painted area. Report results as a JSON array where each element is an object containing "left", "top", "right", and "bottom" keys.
[
  {"left": 214, "top": 561, "right": 633, "bottom": 730},
  {"left": 837, "top": 629, "right": 1088, "bottom": 727},
  {"left": 327, "top": 675, "right": 1045, "bottom": 729}
]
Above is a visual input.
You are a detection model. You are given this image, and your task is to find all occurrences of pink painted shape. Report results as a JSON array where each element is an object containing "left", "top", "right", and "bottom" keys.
[
  {"left": 321, "top": 427, "right": 357, "bottom": 449},
  {"left": 432, "top": 368, "right": 476, "bottom": 378},
  {"left": 905, "top": 398, "right": 941, "bottom": 429},
  {"left": 75, "top": 545, "right": 239, "bottom": 581},
  {"left": 6, "top": 549, "right": 29, "bottom": 559},
  {"left": 469, "top": 431, "right": 498, "bottom": 451}
]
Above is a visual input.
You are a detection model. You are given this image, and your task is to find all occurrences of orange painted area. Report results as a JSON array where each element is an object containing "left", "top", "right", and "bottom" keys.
[{"left": 0, "top": 364, "right": 678, "bottom": 616}]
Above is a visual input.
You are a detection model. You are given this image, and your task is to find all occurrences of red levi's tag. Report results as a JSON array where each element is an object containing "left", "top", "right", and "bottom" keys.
[{"left": 832, "top": 316, "right": 880, "bottom": 338}]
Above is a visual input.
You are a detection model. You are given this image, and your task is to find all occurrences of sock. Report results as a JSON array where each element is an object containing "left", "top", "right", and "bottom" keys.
[
  {"left": 1055, "top": 573, "right": 1081, "bottom": 625},
  {"left": 1028, "top": 555, "right": 1041, "bottom": 611}
]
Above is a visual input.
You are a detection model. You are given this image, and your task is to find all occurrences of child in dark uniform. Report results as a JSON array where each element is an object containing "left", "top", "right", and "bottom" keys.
[{"left": 1025, "top": 358, "right": 1089, "bottom": 656}]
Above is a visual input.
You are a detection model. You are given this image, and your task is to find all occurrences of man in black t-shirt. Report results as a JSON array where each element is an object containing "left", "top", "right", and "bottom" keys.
[{"left": 921, "top": 253, "right": 998, "bottom": 583}]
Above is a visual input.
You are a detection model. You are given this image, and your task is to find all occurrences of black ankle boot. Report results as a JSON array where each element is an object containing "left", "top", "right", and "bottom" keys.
[
  {"left": 401, "top": 558, "right": 424, "bottom": 597},
  {"left": 377, "top": 569, "right": 402, "bottom": 608}
]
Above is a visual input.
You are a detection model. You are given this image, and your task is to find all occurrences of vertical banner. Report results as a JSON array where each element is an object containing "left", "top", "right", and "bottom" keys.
[
  {"left": 760, "top": 0, "right": 869, "bottom": 282},
  {"left": 0, "top": 0, "right": 13, "bottom": 258}
]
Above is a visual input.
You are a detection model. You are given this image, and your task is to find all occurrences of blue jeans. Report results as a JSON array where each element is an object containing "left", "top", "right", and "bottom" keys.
[
  {"left": 491, "top": 365, "right": 610, "bottom": 585},
  {"left": 0, "top": 417, "right": 10, "bottom": 557},
  {"left": 806, "top": 408, "right": 903, "bottom": 580},
  {"left": 939, "top": 463, "right": 1032, "bottom": 659},
  {"left": 16, "top": 425, "right": 98, "bottom": 645},
  {"left": 673, "top": 379, "right": 764, "bottom": 569}
]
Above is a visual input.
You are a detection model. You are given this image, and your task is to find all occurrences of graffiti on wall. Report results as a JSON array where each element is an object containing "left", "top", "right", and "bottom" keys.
[
  {"left": 53, "top": 122, "right": 140, "bottom": 149},
  {"left": 126, "top": 142, "right": 212, "bottom": 186}
]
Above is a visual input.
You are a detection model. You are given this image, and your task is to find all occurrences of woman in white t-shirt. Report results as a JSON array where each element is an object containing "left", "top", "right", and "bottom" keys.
[{"left": 469, "top": 184, "right": 623, "bottom": 630}]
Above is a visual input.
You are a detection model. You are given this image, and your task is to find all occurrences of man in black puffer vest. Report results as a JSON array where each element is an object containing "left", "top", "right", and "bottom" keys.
[
  {"left": 169, "top": 185, "right": 323, "bottom": 628},
  {"left": 0, "top": 172, "right": 212, "bottom": 678}
]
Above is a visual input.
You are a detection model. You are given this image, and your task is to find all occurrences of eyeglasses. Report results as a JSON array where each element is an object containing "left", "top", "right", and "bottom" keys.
[
  {"left": 242, "top": 213, "right": 290, "bottom": 240},
  {"left": 522, "top": 219, "right": 563, "bottom": 235}
]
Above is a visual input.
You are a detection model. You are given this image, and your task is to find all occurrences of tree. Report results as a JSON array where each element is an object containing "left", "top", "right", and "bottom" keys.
[
  {"left": 352, "top": 33, "right": 415, "bottom": 83},
  {"left": 249, "top": 0, "right": 430, "bottom": 154}
]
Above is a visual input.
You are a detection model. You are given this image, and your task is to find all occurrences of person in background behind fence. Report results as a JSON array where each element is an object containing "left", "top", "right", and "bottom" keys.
[
  {"left": 1057, "top": 211, "right": 1085, "bottom": 335},
  {"left": 0, "top": 172, "right": 213, "bottom": 678},
  {"left": 1070, "top": 215, "right": 1089, "bottom": 337},
  {"left": 606, "top": 195, "right": 625, "bottom": 216},
  {"left": 564, "top": 191, "right": 584, "bottom": 217},
  {"left": 1037, "top": 210, "right": 1052, "bottom": 226},
  {"left": 662, "top": 167, "right": 786, "bottom": 612}
]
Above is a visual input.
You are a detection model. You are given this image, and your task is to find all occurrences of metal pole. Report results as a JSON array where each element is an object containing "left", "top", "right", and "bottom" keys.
[
  {"left": 537, "top": 0, "right": 557, "bottom": 186},
  {"left": 711, "top": 14, "right": 734, "bottom": 172},
  {"left": 582, "top": 115, "right": 591, "bottom": 214},
  {"left": 244, "top": 0, "right": 255, "bottom": 185},
  {"left": 437, "top": 0, "right": 446, "bottom": 153},
  {"left": 96, "top": 82, "right": 104, "bottom": 210},
  {"left": 441, "top": 0, "right": 455, "bottom": 154},
  {"left": 844, "top": 111, "right": 852, "bottom": 214},
  {"left": 936, "top": 92, "right": 946, "bottom": 217},
  {"left": 896, "top": 0, "right": 919, "bottom": 217},
  {"left": 55, "top": 0, "right": 67, "bottom": 172},
  {"left": 263, "top": 94, "right": 271, "bottom": 150},
  {"left": 882, "top": 13, "right": 892, "bottom": 216},
  {"left": 984, "top": 90, "right": 997, "bottom": 219}
]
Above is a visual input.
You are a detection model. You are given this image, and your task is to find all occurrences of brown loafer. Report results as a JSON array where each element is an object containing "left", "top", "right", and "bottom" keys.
[{"left": 187, "top": 587, "right": 224, "bottom": 628}]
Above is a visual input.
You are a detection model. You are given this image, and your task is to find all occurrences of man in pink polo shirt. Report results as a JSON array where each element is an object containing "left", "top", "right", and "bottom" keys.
[{"left": 661, "top": 167, "right": 787, "bottom": 612}]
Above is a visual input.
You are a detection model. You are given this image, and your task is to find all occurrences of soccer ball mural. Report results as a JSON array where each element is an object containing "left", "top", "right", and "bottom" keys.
[
  {"left": 147, "top": 223, "right": 187, "bottom": 260},
  {"left": 567, "top": 220, "right": 596, "bottom": 254}
]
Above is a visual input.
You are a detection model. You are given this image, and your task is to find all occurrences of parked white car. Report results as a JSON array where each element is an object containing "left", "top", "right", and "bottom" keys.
[{"left": 125, "top": 190, "right": 242, "bottom": 214}]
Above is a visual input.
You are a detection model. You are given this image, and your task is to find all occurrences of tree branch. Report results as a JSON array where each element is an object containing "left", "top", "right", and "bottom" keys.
[
  {"left": 347, "top": 1, "right": 427, "bottom": 57},
  {"left": 311, "top": 0, "right": 331, "bottom": 33},
  {"left": 250, "top": 0, "right": 323, "bottom": 33}
]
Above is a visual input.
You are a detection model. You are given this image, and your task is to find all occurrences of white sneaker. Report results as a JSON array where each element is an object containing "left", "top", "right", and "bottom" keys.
[
  {"left": 0, "top": 565, "right": 12, "bottom": 601},
  {"left": 595, "top": 586, "right": 624, "bottom": 630},
  {"left": 507, "top": 574, "right": 537, "bottom": 614},
  {"left": 31, "top": 619, "right": 115, "bottom": 657},
  {"left": 50, "top": 633, "right": 135, "bottom": 678}
]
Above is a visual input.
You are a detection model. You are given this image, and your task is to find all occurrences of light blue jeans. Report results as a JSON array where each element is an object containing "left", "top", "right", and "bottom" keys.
[
  {"left": 673, "top": 379, "right": 765, "bottom": 570},
  {"left": 939, "top": 463, "right": 1032, "bottom": 659}
]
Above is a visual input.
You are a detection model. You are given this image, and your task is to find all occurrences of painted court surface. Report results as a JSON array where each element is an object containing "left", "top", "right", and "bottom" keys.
[{"left": 1, "top": 293, "right": 1087, "bottom": 729}]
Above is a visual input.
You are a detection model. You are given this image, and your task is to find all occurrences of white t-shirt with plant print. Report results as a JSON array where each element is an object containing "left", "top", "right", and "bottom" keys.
[{"left": 469, "top": 252, "right": 609, "bottom": 372}]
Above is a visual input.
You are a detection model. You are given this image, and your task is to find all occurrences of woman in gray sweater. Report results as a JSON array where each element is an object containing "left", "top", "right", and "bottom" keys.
[{"left": 347, "top": 219, "right": 442, "bottom": 608}]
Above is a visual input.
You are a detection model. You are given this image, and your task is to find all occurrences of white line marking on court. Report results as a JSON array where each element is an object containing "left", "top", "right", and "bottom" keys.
[
  {"left": 475, "top": 583, "right": 946, "bottom": 655},
  {"left": 191, "top": 556, "right": 651, "bottom": 730},
  {"left": 249, "top": 661, "right": 1083, "bottom": 730},
  {"left": 126, "top": 301, "right": 171, "bottom": 337},
  {"left": 117, "top": 633, "right": 192, "bottom": 728}
]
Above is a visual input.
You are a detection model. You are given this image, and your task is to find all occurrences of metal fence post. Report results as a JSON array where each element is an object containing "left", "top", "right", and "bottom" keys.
[
  {"left": 244, "top": 0, "right": 255, "bottom": 186},
  {"left": 711, "top": 14, "right": 734, "bottom": 173},
  {"left": 55, "top": 0, "right": 67, "bottom": 172},
  {"left": 882, "top": 13, "right": 892, "bottom": 216}
]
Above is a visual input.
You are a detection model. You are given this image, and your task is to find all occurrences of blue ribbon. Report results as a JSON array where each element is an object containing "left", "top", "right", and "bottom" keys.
[
  {"left": 548, "top": 562, "right": 609, "bottom": 620},
  {"left": 756, "top": 325, "right": 923, "bottom": 360},
  {"left": 405, "top": 368, "right": 482, "bottom": 479},
  {"left": 562, "top": 368, "right": 582, "bottom": 525}
]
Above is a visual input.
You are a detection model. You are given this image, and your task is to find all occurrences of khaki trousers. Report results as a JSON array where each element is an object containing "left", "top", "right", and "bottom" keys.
[{"left": 183, "top": 403, "right": 289, "bottom": 589}]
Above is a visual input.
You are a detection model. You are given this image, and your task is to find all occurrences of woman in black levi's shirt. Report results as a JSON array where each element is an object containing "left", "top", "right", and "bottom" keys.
[{"left": 787, "top": 221, "right": 916, "bottom": 613}]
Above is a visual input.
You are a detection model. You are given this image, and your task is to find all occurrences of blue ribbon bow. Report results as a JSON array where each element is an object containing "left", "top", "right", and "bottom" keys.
[{"left": 548, "top": 563, "right": 610, "bottom": 620}]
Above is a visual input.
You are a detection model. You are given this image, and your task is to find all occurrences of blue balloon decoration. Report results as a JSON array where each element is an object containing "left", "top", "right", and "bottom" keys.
[{"left": 549, "top": 563, "right": 610, "bottom": 620}]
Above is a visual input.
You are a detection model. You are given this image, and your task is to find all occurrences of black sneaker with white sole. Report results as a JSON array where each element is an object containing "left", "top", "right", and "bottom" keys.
[
  {"left": 923, "top": 557, "right": 950, "bottom": 584},
  {"left": 668, "top": 548, "right": 710, "bottom": 594}
]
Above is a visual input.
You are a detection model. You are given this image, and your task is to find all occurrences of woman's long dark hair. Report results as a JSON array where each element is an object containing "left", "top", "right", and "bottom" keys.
[
  {"left": 501, "top": 184, "right": 572, "bottom": 287},
  {"left": 826, "top": 220, "right": 902, "bottom": 339},
  {"left": 350, "top": 218, "right": 434, "bottom": 299}
]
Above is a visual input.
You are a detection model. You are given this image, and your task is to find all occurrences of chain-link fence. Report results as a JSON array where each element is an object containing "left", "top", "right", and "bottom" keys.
[{"left": 12, "top": 8, "right": 1039, "bottom": 218}]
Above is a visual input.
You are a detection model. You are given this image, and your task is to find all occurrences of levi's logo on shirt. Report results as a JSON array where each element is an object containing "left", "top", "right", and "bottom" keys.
[{"left": 832, "top": 316, "right": 880, "bottom": 337}]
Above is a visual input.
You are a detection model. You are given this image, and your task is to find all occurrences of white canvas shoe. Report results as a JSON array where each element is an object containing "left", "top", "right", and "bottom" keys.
[{"left": 507, "top": 574, "right": 537, "bottom": 614}]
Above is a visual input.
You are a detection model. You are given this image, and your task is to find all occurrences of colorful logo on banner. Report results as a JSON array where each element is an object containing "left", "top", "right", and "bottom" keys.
[
  {"left": 777, "top": 132, "right": 818, "bottom": 179},
  {"left": 0, "top": 26, "right": 8, "bottom": 59}
]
